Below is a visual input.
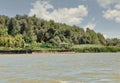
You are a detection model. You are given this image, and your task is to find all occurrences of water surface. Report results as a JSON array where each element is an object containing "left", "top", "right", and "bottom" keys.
[{"left": 0, "top": 53, "right": 120, "bottom": 83}]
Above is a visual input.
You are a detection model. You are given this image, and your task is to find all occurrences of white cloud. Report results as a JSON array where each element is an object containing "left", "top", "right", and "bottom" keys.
[
  {"left": 84, "top": 23, "right": 96, "bottom": 30},
  {"left": 97, "top": 0, "right": 120, "bottom": 23},
  {"left": 115, "top": 4, "right": 120, "bottom": 9},
  {"left": 84, "top": 18, "right": 96, "bottom": 30},
  {"left": 97, "top": 0, "right": 120, "bottom": 8},
  {"left": 103, "top": 9, "right": 120, "bottom": 23},
  {"left": 29, "top": 1, "right": 88, "bottom": 25},
  {"left": 103, "top": 34, "right": 107, "bottom": 38}
]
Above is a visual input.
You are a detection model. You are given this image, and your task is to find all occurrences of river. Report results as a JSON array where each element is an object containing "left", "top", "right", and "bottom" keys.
[{"left": 0, "top": 53, "right": 119, "bottom": 83}]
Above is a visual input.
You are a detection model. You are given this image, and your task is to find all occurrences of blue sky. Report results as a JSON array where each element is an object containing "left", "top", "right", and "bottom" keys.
[{"left": 0, "top": 0, "right": 120, "bottom": 38}]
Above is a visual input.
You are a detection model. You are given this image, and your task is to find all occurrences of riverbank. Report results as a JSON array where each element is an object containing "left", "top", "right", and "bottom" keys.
[
  {"left": 0, "top": 45, "right": 120, "bottom": 54},
  {"left": 0, "top": 50, "right": 75, "bottom": 54}
]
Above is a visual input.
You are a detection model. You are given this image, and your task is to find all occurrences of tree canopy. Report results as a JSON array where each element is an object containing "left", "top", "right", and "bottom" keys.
[{"left": 0, "top": 15, "right": 119, "bottom": 48}]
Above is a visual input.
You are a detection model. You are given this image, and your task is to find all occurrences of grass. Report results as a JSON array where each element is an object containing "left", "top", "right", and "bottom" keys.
[
  {"left": 0, "top": 44, "right": 120, "bottom": 53},
  {"left": 72, "top": 44, "right": 103, "bottom": 48},
  {"left": 0, "top": 43, "right": 65, "bottom": 51},
  {"left": 71, "top": 44, "right": 120, "bottom": 53}
]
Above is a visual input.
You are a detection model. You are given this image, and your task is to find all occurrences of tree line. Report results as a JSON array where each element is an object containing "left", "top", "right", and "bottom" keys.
[{"left": 0, "top": 15, "right": 120, "bottom": 49}]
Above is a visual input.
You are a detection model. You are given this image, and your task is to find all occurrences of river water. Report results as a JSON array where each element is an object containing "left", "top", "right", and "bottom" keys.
[{"left": 0, "top": 53, "right": 119, "bottom": 83}]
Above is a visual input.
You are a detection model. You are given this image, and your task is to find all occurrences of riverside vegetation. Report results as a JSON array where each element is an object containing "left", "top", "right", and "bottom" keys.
[{"left": 0, "top": 15, "right": 120, "bottom": 52}]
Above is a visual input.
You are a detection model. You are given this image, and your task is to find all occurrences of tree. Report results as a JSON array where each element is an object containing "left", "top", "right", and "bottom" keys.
[
  {"left": 14, "top": 34, "right": 25, "bottom": 47},
  {"left": 8, "top": 18, "right": 20, "bottom": 36},
  {"left": 106, "top": 38, "right": 120, "bottom": 47},
  {"left": 80, "top": 34, "right": 92, "bottom": 44},
  {"left": 49, "top": 36, "right": 61, "bottom": 46},
  {"left": 0, "top": 15, "right": 9, "bottom": 25},
  {"left": 0, "top": 24, "right": 8, "bottom": 36},
  {"left": 0, "top": 35, "right": 15, "bottom": 47},
  {"left": 86, "top": 28, "right": 100, "bottom": 44},
  {"left": 97, "top": 33, "right": 106, "bottom": 45},
  {"left": 0, "top": 14, "right": 119, "bottom": 49}
]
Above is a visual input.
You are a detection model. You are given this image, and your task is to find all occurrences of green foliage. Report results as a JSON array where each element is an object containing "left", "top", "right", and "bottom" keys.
[
  {"left": 0, "top": 15, "right": 9, "bottom": 25},
  {"left": 97, "top": 33, "right": 106, "bottom": 45},
  {"left": 0, "top": 15, "right": 119, "bottom": 51},
  {"left": 0, "top": 24, "right": 8, "bottom": 36},
  {"left": 72, "top": 45, "right": 120, "bottom": 53},
  {"left": 14, "top": 34, "right": 25, "bottom": 48},
  {"left": 49, "top": 36, "right": 61, "bottom": 46},
  {"left": 80, "top": 34, "right": 92, "bottom": 44},
  {"left": 0, "top": 35, "right": 15, "bottom": 47},
  {"left": 0, "top": 34, "right": 25, "bottom": 48},
  {"left": 86, "top": 28, "right": 100, "bottom": 44},
  {"left": 106, "top": 38, "right": 120, "bottom": 47},
  {"left": 8, "top": 18, "right": 20, "bottom": 36}
]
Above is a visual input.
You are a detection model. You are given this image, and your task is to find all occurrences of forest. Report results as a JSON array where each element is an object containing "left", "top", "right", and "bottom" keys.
[{"left": 0, "top": 15, "right": 120, "bottom": 52}]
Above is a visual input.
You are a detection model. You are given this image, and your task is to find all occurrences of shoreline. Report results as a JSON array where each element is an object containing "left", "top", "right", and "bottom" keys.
[
  {"left": 0, "top": 50, "right": 120, "bottom": 54},
  {"left": 0, "top": 50, "right": 75, "bottom": 54}
]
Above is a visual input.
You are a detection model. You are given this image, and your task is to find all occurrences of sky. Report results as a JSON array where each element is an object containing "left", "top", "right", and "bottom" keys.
[{"left": 0, "top": 0, "right": 120, "bottom": 38}]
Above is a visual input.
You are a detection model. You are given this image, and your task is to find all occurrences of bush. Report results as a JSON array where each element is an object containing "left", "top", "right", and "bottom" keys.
[{"left": 72, "top": 45, "right": 120, "bottom": 53}]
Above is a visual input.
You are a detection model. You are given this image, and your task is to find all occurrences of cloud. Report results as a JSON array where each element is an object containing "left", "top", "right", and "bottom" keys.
[
  {"left": 115, "top": 4, "right": 120, "bottom": 9},
  {"left": 103, "top": 9, "right": 120, "bottom": 23},
  {"left": 97, "top": 0, "right": 120, "bottom": 8},
  {"left": 29, "top": 1, "right": 88, "bottom": 25},
  {"left": 84, "top": 23, "right": 96, "bottom": 30},
  {"left": 84, "top": 18, "right": 96, "bottom": 30},
  {"left": 103, "top": 34, "right": 107, "bottom": 38},
  {"left": 97, "top": 0, "right": 120, "bottom": 23}
]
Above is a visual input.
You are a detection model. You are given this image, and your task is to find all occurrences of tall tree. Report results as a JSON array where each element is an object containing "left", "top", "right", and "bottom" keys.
[
  {"left": 86, "top": 28, "right": 100, "bottom": 44},
  {"left": 97, "top": 33, "right": 106, "bottom": 45},
  {"left": 8, "top": 18, "right": 20, "bottom": 36}
]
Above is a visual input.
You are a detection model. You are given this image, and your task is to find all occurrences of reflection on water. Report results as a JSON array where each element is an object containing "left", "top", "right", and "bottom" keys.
[{"left": 0, "top": 53, "right": 119, "bottom": 83}]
